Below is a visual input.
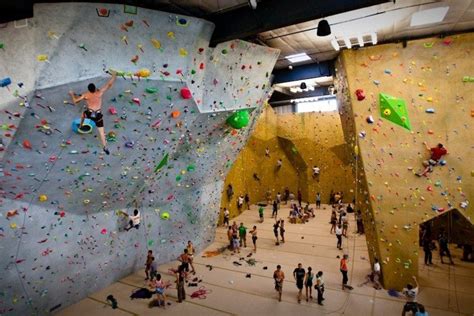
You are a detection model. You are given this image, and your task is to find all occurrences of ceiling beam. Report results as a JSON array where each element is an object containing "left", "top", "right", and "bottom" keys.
[{"left": 208, "top": 0, "right": 390, "bottom": 45}]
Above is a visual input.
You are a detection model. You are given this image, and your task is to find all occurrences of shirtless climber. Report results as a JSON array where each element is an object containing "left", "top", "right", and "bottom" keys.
[{"left": 69, "top": 71, "right": 117, "bottom": 155}]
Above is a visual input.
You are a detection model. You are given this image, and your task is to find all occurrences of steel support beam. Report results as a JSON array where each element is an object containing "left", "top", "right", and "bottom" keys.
[{"left": 208, "top": 0, "right": 390, "bottom": 45}]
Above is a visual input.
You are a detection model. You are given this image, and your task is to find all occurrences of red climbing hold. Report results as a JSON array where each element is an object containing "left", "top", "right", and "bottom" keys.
[
  {"left": 180, "top": 87, "right": 192, "bottom": 99},
  {"left": 22, "top": 140, "right": 32, "bottom": 149}
]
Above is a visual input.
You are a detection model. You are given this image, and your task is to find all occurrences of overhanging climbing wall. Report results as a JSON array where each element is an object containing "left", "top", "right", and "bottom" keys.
[
  {"left": 336, "top": 33, "right": 473, "bottom": 289},
  {"left": 0, "top": 3, "right": 279, "bottom": 314}
]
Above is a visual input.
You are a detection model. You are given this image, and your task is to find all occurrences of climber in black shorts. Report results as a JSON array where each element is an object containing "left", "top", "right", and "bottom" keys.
[{"left": 69, "top": 71, "right": 116, "bottom": 155}]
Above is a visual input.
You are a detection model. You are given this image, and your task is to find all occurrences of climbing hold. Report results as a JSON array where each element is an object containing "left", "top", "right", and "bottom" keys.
[
  {"left": 425, "top": 108, "right": 435, "bottom": 113},
  {"left": 176, "top": 17, "right": 188, "bottom": 27},
  {"left": 355, "top": 89, "right": 365, "bottom": 101},
  {"left": 221, "top": 49, "right": 228, "bottom": 55},
  {"left": 38, "top": 194, "right": 48, "bottom": 202},
  {"left": 37, "top": 54, "right": 48, "bottom": 62},
  {"left": 171, "top": 110, "right": 181, "bottom": 118},
  {"left": 107, "top": 131, "right": 117, "bottom": 142},
  {"left": 132, "top": 98, "right": 141, "bottom": 105},
  {"left": 167, "top": 31, "right": 175, "bottom": 39},
  {"left": 160, "top": 212, "right": 170, "bottom": 220},
  {"left": 145, "top": 87, "right": 158, "bottom": 94},
  {"left": 154, "top": 153, "right": 169, "bottom": 173},
  {"left": 0, "top": 77, "right": 12, "bottom": 88},
  {"left": 72, "top": 118, "right": 95, "bottom": 134},
  {"left": 108, "top": 107, "right": 117, "bottom": 115},
  {"left": 101, "top": 228, "right": 107, "bottom": 235},
  {"left": 176, "top": 175, "right": 182, "bottom": 181},
  {"left": 151, "top": 38, "right": 161, "bottom": 49},
  {"left": 379, "top": 93, "right": 411, "bottom": 130},
  {"left": 180, "top": 87, "right": 192, "bottom": 99},
  {"left": 439, "top": 160, "right": 446, "bottom": 166},
  {"left": 135, "top": 68, "right": 151, "bottom": 78},
  {"left": 22, "top": 140, "right": 32, "bottom": 149},
  {"left": 462, "top": 76, "right": 474, "bottom": 82},
  {"left": 226, "top": 110, "right": 250, "bottom": 129},
  {"left": 366, "top": 116, "right": 374, "bottom": 124},
  {"left": 186, "top": 164, "right": 195, "bottom": 172}
]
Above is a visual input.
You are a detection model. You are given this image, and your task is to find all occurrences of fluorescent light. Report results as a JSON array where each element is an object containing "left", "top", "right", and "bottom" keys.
[
  {"left": 343, "top": 37, "right": 352, "bottom": 49},
  {"left": 371, "top": 32, "right": 377, "bottom": 45},
  {"left": 285, "top": 53, "right": 311, "bottom": 63},
  {"left": 357, "top": 35, "right": 364, "bottom": 47},
  {"left": 410, "top": 7, "right": 449, "bottom": 27},
  {"left": 330, "top": 38, "right": 340, "bottom": 51}
]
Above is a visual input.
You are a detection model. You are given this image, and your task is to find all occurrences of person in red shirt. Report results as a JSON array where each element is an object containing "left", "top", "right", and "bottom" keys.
[
  {"left": 416, "top": 143, "right": 447, "bottom": 177},
  {"left": 340, "top": 254, "right": 352, "bottom": 290}
]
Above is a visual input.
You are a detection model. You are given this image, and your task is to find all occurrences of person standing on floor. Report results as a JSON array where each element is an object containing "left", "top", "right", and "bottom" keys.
[
  {"left": 227, "top": 226, "right": 234, "bottom": 250},
  {"left": 304, "top": 266, "right": 314, "bottom": 302},
  {"left": 293, "top": 263, "right": 306, "bottom": 303},
  {"left": 273, "top": 220, "right": 280, "bottom": 245},
  {"left": 244, "top": 193, "right": 250, "bottom": 210},
  {"left": 232, "top": 228, "right": 241, "bottom": 254},
  {"left": 336, "top": 224, "right": 343, "bottom": 250},
  {"left": 438, "top": 230, "right": 454, "bottom": 265},
  {"left": 276, "top": 192, "right": 282, "bottom": 204},
  {"left": 250, "top": 225, "right": 258, "bottom": 252},
  {"left": 372, "top": 258, "right": 382, "bottom": 290},
  {"left": 237, "top": 195, "right": 244, "bottom": 211},
  {"left": 258, "top": 205, "right": 264, "bottom": 223},
  {"left": 315, "top": 271, "right": 325, "bottom": 305},
  {"left": 402, "top": 276, "right": 419, "bottom": 316},
  {"left": 423, "top": 237, "right": 433, "bottom": 266},
  {"left": 330, "top": 210, "right": 337, "bottom": 234},
  {"left": 175, "top": 264, "right": 187, "bottom": 303},
  {"left": 177, "top": 249, "right": 191, "bottom": 272},
  {"left": 279, "top": 219, "right": 285, "bottom": 243},
  {"left": 297, "top": 189, "right": 302, "bottom": 207},
  {"left": 145, "top": 250, "right": 153, "bottom": 280},
  {"left": 273, "top": 265, "right": 285, "bottom": 302},
  {"left": 149, "top": 257, "right": 158, "bottom": 281},
  {"left": 150, "top": 274, "right": 169, "bottom": 309},
  {"left": 340, "top": 254, "right": 351, "bottom": 290},
  {"left": 356, "top": 210, "right": 364, "bottom": 234},
  {"left": 341, "top": 212, "right": 348, "bottom": 237},
  {"left": 223, "top": 208, "right": 230, "bottom": 227},
  {"left": 272, "top": 200, "right": 278, "bottom": 218},
  {"left": 284, "top": 187, "right": 290, "bottom": 204},
  {"left": 186, "top": 241, "right": 196, "bottom": 274},
  {"left": 316, "top": 192, "right": 321, "bottom": 209},
  {"left": 238, "top": 222, "right": 247, "bottom": 248}
]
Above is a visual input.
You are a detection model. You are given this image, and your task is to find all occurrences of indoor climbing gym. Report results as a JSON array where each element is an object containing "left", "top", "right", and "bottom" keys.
[{"left": 1, "top": 0, "right": 473, "bottom": 315}]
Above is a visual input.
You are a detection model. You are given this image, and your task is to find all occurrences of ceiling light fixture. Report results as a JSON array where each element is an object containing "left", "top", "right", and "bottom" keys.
[
  {"left": 357, "top": 35, "right": 364, "bottom": 47},
  {"left": 410, "top": 6, "right": 449, "bottom": 27},
  {"left": 343, "top": 37, "right": 352, "bottom": 49},
  {"left": 330, "top": 38, "right": 340, "bottom": 51},
  {"left": 317, "top": 19, "right": 331, "bottom": 36},
  {"left": 371, "top": 32, "right": 377, "bottom": 45},
  {"left": 300, "top": 82, "right": 307, "bottom": 90},
  {"left": 285, "top": 52, "right": 311, "bottom": 64}
]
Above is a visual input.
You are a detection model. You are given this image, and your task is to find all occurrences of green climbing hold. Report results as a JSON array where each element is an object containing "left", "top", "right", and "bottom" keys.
[
  {"left": 145, "top": 87, "right": 158, "bottom": 93},
  {"left": 191, "top": 69, "right": 196, "bottom": 75},
  {"left": 379, "top": 93, "right": 411, "bottom": 131},
  {"left": 226, "top": 110, "right": 250, "bottom": 129},
  {"left": 175, "top": 175, "right": 182, "bottom": 181},
  {"left": 0, "top": 43, "right": 4, "bottom": 49},
  {"left": 148, "top": 240, "right": 154, "bottom": 246},
  {"left": 186, "top": 164, "right": 195, "bottom": 172},
  {"left": 154, "top": 153, "right": 169, "bottom": 173},
  {"left": 160, "top": 212, "right": 170, "bottom": 220},
  {"left": 221, "top": 49, "right": 228, "bottom": 55}
]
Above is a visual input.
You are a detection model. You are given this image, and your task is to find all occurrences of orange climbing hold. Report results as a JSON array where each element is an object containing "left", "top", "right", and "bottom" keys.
[
  {"left": 171, "top": 110, "right": 181, "bottom": 118},
  {"left": 22, "top": 140, "right": 32, "bottom": 149}
]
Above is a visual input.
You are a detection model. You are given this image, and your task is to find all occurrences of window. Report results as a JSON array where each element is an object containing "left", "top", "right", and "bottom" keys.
[{"left": 296, "top": 97, "right": 338, "bottom": 113}]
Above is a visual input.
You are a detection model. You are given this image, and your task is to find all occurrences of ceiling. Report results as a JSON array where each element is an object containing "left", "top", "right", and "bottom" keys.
[{"left": 257, "top": 0, "right": 474, "bottom": 69}]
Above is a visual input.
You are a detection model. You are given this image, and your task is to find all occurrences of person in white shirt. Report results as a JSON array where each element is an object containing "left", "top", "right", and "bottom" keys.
[
  {"left": 223, "top": 208, "right": 230, "bottom": 227},
  {"left": 123, "top": 209, "right": 140, "bottom": 231},
  {"left": 276, "top": 159, "right": 282, "bottom": 169},
  {"left": 237, "top": 195, "right": 244, "bottom": 210},
  {"left": 335, "top": 224, "right": 343, "bottom": 250},
  {"left": 402, "top": 276, "right": 419, "bottom": 315},
  {"left": 312, "top": 166, "right": 320, "bottom": 180}
]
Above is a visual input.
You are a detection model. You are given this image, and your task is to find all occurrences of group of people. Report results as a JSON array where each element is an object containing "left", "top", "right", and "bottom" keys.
[
  {"left": 273, "top": 264, "right": 325, "bottom": 305},
  {"left": 145, "top": 241, "right": 197, "bottom": 308},
  {"left": 227, "top": 221, "right": 258, "bottom": 253},
  {"left": 420, "top": 225, "right": 455, "bottom": 266},
  {"left": 288, "top": 203, "right": 315, "bottom": 224}
]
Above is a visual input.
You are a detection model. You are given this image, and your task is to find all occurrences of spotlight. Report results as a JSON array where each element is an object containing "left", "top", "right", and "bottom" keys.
[
  {"left": 300, "top": 82, "right": 307, "bottom": 90},
  {"left": 248, "top": 0, "right": 257, "bottom": 10},
  {"left": 317, "top": 19, "right": 331, "bottom": 37}
]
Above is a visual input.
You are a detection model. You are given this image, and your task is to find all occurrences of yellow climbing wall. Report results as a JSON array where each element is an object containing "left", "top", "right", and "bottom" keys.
[
  {"left": 220, "top": 105, "right": 355, "bottom": 220},
  {"left": 338, "top": 33, "right": 474, "bottom": 289}
]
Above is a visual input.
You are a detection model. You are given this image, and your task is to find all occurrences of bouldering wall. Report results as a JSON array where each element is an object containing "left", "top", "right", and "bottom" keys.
[
  {"left": 0, "top": 3, "right": 279, "bottom": 315},
  {"left": 221, "top": 105, "right": 355, "bottom": 219},
  {"left": 337, "top": 32, "right": 473, "bottom": 289}
]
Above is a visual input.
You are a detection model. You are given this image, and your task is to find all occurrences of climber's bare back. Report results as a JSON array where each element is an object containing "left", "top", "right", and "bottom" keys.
[{"left": 83, "top": 90, "right": 104, "bottom": 111}]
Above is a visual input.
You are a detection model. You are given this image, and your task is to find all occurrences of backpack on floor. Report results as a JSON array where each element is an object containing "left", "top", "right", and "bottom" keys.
[{"left": 130, "top": 287, "right": 153, "bottom": 299}]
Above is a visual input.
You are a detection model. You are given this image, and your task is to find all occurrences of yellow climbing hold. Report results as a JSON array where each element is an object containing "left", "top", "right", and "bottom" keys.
[
  {"left": 135, "top": 68, "right": 151, "bottom": 78},
  {"left": 179, "top": 48, "right": 188, "bottom": 57},
  {"left": 37, "top": 54, "right": 48, "bottom": 62},
  {"left": 151, "top": 38, "right": 161, "bottom": 49},
  {"left": 10, "top": 223, "right": 17, "bottom": 229},
  {"left": 38, "top": 194, "right": 48, "bottom": 202},
  {"left": 167, "top": 31, "right": 175, "bottom": 39},
  {"left": 383, "top": 108, "right": 391, "bottom": 116}
]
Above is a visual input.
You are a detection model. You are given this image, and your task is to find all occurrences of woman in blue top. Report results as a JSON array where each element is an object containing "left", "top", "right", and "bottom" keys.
[{"left": 304, "top": 266, "right": 314, "bottom": 302}]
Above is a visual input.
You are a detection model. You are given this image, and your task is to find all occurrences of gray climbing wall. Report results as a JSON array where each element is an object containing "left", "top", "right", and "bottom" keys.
[{"left": 0, "top": 3, "right": 279, "bottom": 315}]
